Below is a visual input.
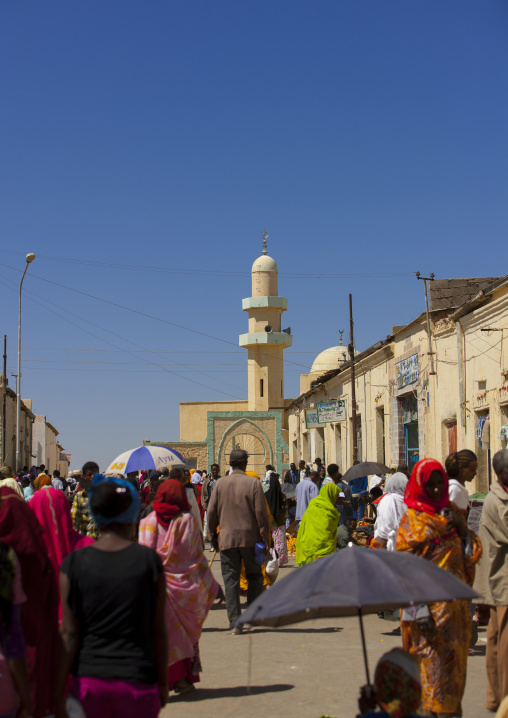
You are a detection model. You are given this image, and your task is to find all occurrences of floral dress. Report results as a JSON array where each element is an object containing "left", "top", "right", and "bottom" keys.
[{"left": 396, "top": 505, "right": 481, "bottom": 716}]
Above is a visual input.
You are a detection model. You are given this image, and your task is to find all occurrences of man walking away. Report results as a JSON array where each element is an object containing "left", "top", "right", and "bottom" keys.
[
  {"left": 475, "top": 449, "right": 508, "bottom": 712},
  {"left": 207, "top": 449, "right": 270, "bottom": 635},
  {"left": 71, "top": 461, "right": 100, "bottom": 539},
  {"left": 51, "top": 469, "right": 64, "bottom": 491},
  {"left": 295, "top": 471, "right": 319, "bottom": 523}
]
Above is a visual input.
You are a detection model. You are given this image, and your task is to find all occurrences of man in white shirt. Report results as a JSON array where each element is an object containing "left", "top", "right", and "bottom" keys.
[
  {"left": 51, "top": 469, "right": 64, "bottom": 491},
  {"left": 295, "top": 471, "right": 319, "bottom": 522}
]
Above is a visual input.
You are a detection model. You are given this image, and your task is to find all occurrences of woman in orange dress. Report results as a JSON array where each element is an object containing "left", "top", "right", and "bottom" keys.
[{"left": 396, "top": 458, "right": 481, "bottom": 718}]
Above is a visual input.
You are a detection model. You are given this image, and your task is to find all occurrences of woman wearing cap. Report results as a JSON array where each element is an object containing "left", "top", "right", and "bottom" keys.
[
  {"left": 396, "top": 458, "right": 481, "bottom": 718},
  {"left": 55, "top": 475, "right": 168, "bottom": 718},
  {"left": 139, "top": 479, "right": 220, "bottom": 694},
  {"left": 357, "top": 648, "right": 421, "bottom": 717}
]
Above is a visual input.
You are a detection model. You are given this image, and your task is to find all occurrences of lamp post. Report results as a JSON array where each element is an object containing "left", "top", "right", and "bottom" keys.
[{"left": 15, "top": 253, "right": 35, "bottom": 471}]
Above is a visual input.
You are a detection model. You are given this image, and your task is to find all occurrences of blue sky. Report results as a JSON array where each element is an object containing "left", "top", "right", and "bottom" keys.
[{"left": 1, "top": 1, "right": 507, "bottom": 470}]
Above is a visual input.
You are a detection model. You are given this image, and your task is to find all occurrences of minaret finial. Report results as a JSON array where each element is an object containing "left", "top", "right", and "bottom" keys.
[
  {"left": 261, "top": 231, "right": 269, "bottom": 255},
  {"left": 339, "top": 329, "right": 344, "bottom": 346}
]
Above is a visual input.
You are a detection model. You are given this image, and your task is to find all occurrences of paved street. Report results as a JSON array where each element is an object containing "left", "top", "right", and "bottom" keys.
[{"left": 162, "top": 557, "right": 491, "bottom": 718}]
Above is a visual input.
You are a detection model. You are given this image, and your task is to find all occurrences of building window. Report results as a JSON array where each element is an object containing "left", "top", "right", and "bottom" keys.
[{"left": 260, "top": 379, "right": 264, "bottom": 397}]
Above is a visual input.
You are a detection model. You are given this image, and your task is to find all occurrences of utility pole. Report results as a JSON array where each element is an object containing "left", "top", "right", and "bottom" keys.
[
  {"left": 349, "top": 294, "right": 358, "bottom": 463},
  {"left": 416, "top": 272, "right": 436, "bottom": 375},
  {"left": 1, "top": 336, "right": 6, "bottom": 464}
]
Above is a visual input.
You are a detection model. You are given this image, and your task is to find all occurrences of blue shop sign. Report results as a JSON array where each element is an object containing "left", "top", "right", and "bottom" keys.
[{"left": 396, "top": 354, "right": 418, "bottom": 390}]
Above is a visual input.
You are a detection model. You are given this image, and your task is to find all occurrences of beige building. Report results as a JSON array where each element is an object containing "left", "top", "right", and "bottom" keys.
[
  {"left": 0, "top": 380, "right": 35, "bottom": 469},
  {"left": 145, "top": 238, "right": 292, "bottom": 477},
  {"left": 288, "top": 276, "right": 508, "bottom": 495}
]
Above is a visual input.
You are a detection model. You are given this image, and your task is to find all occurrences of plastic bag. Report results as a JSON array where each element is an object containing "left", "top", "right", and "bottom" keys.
[{"left": 265, "top": 547, "right": 279, "bottom": 580}]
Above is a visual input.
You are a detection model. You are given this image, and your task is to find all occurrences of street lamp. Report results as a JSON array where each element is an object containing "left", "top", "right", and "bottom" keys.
[{"left": 15, "top": 253, "right": 35, "bottom": 471}]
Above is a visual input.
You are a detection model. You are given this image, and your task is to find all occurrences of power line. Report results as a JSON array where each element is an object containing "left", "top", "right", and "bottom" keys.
[
  {"left": 0, "top": 248, "right": 417, "bottom": 280},
  {"left": 0, "top": 271, "right": 247, "bottom": 397},
  {"left": 0, "top": 261, "right": 312, "bottom": 371}
]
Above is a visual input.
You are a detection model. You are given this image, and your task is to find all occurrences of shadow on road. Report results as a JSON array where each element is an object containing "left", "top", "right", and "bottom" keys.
[
  {"left": 248, "top": 626, "right": 343, "bottom": 634},
  {"left": 169, "top": 683, "right": 294, "bottom": 702}
]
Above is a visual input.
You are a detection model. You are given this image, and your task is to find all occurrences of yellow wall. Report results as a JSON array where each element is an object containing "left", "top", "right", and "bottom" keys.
[{"left": 180, "top": 400, "right": 248, "bottom": 442}]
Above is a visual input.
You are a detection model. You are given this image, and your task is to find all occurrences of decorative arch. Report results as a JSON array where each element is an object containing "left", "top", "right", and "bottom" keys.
[{"left": 216, "top": 418, "right": 273, "bottom": 467}]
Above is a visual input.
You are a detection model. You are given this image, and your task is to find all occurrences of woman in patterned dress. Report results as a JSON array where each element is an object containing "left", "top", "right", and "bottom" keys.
[
  {"left": 265, "top": 473, "right": 288, "bottom": 567},
  {"left": 396, "top": 458, "right": 481, "bottom": 718},
  {"left": 139, "top": 479, "right": 221, "bottom": 694}
]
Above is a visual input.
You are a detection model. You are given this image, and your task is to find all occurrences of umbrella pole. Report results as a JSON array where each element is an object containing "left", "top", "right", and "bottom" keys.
[{"left": 358, "top": 608, "right": 371, "bottom": 686}]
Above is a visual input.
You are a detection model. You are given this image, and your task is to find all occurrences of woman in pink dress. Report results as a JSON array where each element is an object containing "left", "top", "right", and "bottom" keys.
[
  {"left": 29, "top": 487, "right": 93, "bottom": 620},
  {"left": 139, "top": 479, "right": 221, "bottom": 694}
]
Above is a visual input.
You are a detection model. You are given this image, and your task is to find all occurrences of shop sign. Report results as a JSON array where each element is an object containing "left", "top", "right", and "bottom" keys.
[
  {"left": 396, "top": 354, "right": 418, "bottom": 390},
  {"left": 305, "top": 408, "right": 326, "bottom": 429},
  {"left": 316, "top": 399, "right": 346, "bottom": 423}
]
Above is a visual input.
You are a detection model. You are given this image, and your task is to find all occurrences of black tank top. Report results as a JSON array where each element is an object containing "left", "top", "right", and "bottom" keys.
[{"left": 61, "top": 543, "right": 162, "bottom": 684}]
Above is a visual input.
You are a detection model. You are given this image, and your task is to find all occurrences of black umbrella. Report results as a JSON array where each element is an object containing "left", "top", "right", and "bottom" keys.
[
  {"left": 341, "top": 461, "right": 391, "bottom": 483},
  {"left": 236, "top": 545, "right": 477, "bottom": 684}
]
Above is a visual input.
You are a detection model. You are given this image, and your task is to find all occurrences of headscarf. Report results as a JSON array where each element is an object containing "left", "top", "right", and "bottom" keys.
[
  {"left": 295, "top": 483, "right": 340, "bottom": 566},
  {"left": 88, "top": 474, "right": 141, "bottom": 526},
  {"left": 374, "top": 648, "right": 421, "bottom": 718},
  {"left": 404, "top": 458, "right": 449, "bottom": 515},
  {"left": 30, "top": 487, "right": 94, "bottom": 581},
  {"left": 0, "top": 478, "right": 24, "bottom": 498},
  {"left": 265, "top": 473, "right": 283, "bottom": 520},
  {"left": 385, "top": 472, "right": 409, "bottom": 497},
  {"left": 369, "top": 475, "right": 384, "bottom": 490},
  {"left": 191, "top": 469, "right": 203, "bottom": 485},
  {"left": 153, "top": 479, "right": 190, "bottom": 527},
  {"left": 0, "top": 487, "right": 59, "bottom": 717},
  {"left": 34, "top": 473, "right": 52, "bottom": 491},
  {"left": 0, "top": 465, "right": 13, "bottom": 479}
]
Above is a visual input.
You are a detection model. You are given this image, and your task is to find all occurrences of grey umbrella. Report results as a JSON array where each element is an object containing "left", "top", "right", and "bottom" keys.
[
  {"left": 341, "top": 461, "right": 391, "bottom": 483},
  {"left": 281, "top": 483, "right": 296, "bottom": 499},
  {"left": 236, "top": 544, "right": 477, "bottom": 684}
]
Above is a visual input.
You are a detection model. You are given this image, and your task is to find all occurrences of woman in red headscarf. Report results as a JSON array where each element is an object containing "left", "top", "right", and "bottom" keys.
[
  {"left": 396, "top": 459, "right": 482, "bottom": 718},
  {"left": 138, "top": 480, "right": 221, "bottom": 695},
  {"left": 0, "top": 486, "right": 59, "bottom": 718}
]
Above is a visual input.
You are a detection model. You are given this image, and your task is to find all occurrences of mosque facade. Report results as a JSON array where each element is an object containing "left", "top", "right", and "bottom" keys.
[{"left": 144, "top": 239, "right": 292, "bottom": 477}]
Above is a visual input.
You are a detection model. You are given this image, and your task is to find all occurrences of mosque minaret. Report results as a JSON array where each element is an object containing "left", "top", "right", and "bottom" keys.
[{"left": 239, "top": 234, "right": 292, "bottom": 411}]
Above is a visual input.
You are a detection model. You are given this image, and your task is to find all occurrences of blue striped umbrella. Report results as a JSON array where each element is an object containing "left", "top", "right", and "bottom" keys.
[{"left": 105, "top": 445, "right": 186, "bottom": 474}]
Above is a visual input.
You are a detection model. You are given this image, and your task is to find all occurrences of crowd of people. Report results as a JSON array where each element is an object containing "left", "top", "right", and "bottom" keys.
[{"left": 1, "top": 446, "right": 508, "bottom": 717}]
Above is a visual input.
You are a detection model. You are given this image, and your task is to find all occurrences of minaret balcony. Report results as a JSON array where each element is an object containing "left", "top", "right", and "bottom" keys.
[
  {"left": 239, "top": 332, "right": 292, "bottom": 348},
  {"left": 242, "top": 296, "right": 288, "bottom": 311}
]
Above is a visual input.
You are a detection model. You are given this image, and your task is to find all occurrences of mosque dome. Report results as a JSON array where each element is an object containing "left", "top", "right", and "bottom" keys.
[
  {"left": 252, "top": 254, "right": 278, "bottom": 273},
  {"left": 310, "top": 346, "right": 349, "bottom": 374}
]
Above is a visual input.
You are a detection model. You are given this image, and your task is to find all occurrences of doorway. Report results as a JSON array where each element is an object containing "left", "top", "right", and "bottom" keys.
[{"left": 402, "top": 395, "right": 419, "bottom": 472}]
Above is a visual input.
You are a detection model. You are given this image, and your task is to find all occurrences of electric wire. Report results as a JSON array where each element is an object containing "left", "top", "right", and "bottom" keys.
[
  {"left": 0, "top": 272, "right": 247, "bottom": 397},
  {"left": 0, "top": 261, "right": 313, "bottom": 371}
]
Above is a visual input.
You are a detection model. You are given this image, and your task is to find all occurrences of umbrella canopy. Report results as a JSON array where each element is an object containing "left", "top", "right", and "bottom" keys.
[
  {"left": 105, "top": 445, "right": 186, "bottom": 475},
  {"left": 237, "top": 545, "right": 478, "bottom": 686},
  {"left": 237, "top": 544, "right": 477, "bottom": 627},
  {"left": 341, "top": 461, "right": 391, "bottom": 484},
  {"left": 281, "top": 483, "right": 296, "bottom": 499}
]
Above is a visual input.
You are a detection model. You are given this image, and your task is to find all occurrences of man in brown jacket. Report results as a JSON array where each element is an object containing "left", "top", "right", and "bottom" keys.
[
  {"left": 207, "top": 449, "right": 270, "bottom": 634},
  {"left": 475, "top": 449, "right": 508, "bottom": 712}
]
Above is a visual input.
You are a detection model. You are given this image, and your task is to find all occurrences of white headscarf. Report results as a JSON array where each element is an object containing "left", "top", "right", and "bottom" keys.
[{"left": 385, "top": 472, "right": 408, "bottom": 497}]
